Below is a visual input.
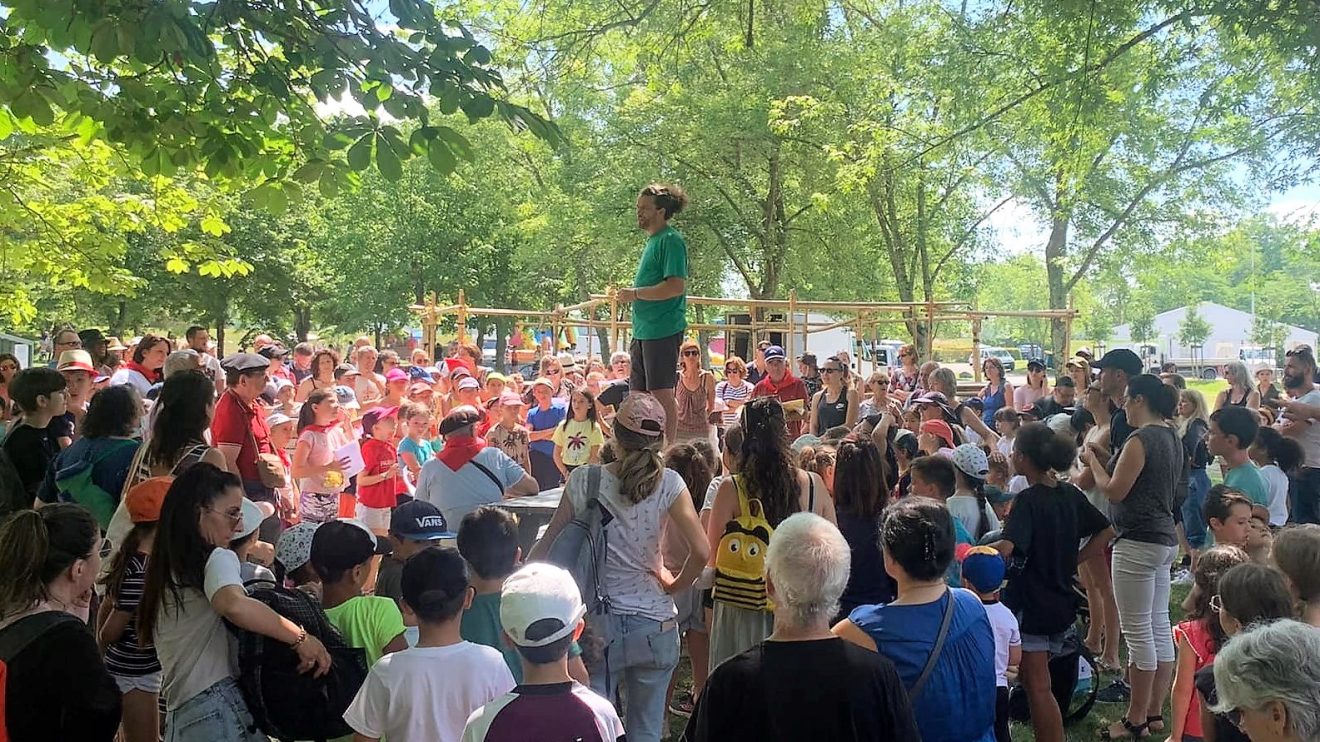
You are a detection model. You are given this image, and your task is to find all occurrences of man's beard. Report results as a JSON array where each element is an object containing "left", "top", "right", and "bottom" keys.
[{"left": 1284, "top": 370, "right": 1307, "bottom": 390}]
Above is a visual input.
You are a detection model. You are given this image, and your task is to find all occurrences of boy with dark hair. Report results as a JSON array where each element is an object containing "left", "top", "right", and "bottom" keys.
[
  {"left": 376, "top": 499, "right": 452, "bottom": 603},
  {"left": 1203, "top": 485, "right": 1253, "bottom": 549},
  {"left": 457, "top": 505, "right": 588, "bottom": 684},
  {"left": 1208, "top": 407, "right": 1271, "bottom": 520},
  {"left": 311, "top": 519, "right": 408, "bottom": 667},
  {"left": 345, "top": 547, "right": 514, "bottom": 742},
  {"left": 462, "top": 563, "right": 624, "bottom": 741},
  {"left": 907, "top": 455, "right": 974, "bottom": 585},
  {"left": 2, "top": 367, "right": 68, "bottom": 506}
]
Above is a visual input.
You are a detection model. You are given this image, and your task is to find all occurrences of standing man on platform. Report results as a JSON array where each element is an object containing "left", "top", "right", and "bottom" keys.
[{"left": 618, "top": 183, "right": 689, "bottom": 443}]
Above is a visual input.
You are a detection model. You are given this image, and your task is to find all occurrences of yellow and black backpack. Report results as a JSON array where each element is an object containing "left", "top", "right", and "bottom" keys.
[{"left": 712, "top": 475, "right": 775, "bottom": 612}]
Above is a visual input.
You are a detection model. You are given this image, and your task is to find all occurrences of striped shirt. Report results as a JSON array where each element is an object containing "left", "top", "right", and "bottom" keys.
[
  {"left": 716, "top": 379, "right": 754, "bottom": 428},
  {"left": 104, "top": 553, "right": 161, "bottom": 676}
]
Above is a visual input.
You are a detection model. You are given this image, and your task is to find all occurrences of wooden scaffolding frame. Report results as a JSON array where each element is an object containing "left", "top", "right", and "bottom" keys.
[{"left": 410, "top": 289, "right": 1078, "bottom": 382}]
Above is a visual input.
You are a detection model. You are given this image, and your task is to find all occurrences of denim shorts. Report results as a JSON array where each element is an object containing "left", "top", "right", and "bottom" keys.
[
  {"left": 113, "top": 671, "right": 162, "bottom": 695},
  {"left": 164, "top": 678, "right": 265, "bottom": 742},
  {"left": 1020, "top": 630, "right": 1067, "bottom": 655}
]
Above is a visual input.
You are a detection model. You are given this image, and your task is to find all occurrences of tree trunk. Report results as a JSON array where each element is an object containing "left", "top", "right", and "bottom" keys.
[
  {"left": 213, "top": 302, "right": 228, "bottom": 357},
  {"left": 493, "top": 318, "right": 510, "bottom": 373},
  {"left": 1045, "top": 209, "right": 1071, "bottom": 365},
  {"left": 293, "top": 305, "right": 312, "bottom": 342}
]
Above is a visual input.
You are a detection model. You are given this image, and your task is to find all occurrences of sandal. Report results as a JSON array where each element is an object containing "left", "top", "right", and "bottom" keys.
[
  {"left": 1099, "top": 718, "right": 1149, "bottom": 740},
  {"left": 1146, "top": 716, "right": 1165, "bottom": 733}
]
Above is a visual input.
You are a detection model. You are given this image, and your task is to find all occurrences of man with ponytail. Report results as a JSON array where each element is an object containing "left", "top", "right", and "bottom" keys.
[
  {"left": 618, "top": 183, "right": 690, "bottom": 444},
  {"left": 0, "top": 503, "right": 121, "bottom": 740},
  {"left": 994, "top": 423, "right": 1114, "bottom": 742}
]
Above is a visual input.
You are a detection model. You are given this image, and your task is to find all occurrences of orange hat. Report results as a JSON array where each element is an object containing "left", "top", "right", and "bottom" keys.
[{"left": 126, "top": 477, "right": 172, "bottom": 523}]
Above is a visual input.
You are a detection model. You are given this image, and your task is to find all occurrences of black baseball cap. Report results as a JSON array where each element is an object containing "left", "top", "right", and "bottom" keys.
[
  {"left": 310, "top": 520, "right": 390, "bottom": 578},
  {"left": 390, "top": 500, "right": 454, "bottom": 540},
  {"left": 1092, "top": 348, "right": 1142, "bottom": 376}
]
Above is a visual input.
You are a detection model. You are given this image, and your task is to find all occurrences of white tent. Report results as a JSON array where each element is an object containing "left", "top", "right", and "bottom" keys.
[{"left": 1109, "top": 301, "right": 1316, "bottom": 359}]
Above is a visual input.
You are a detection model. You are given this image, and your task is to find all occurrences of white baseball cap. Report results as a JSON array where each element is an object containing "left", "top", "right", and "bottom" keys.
[
  {"left": 500, "top": 563, "right": 586, "bottom": 647},
  {"left": 236, "top": 498, "right": 276, "bottom": 540}
]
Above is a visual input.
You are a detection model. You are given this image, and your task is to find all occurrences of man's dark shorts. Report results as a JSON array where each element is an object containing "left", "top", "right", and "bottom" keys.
[{"left": 630, "top": 332, "right": 682, "bottom": 392}]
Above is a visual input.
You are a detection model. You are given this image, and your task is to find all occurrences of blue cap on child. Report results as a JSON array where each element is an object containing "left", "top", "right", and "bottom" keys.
[{"left": 960, "top": 545, "right": 1006, "bottom": 593}]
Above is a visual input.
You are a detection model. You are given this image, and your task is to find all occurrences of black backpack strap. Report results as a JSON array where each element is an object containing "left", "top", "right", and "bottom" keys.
[
  {"left": 0, "top": 611, "right": 81, "bottom": 661},
  {"left": 909, "top": 590, "right": 956, "bottom": 703},
  {"left": 469, "top": 458, "right": 504, "bottom": 494}
]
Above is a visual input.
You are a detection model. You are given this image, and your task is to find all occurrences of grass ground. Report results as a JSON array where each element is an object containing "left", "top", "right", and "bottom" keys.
[{"left": 663, "top": 582, "right": 1194, "bottom": 741}]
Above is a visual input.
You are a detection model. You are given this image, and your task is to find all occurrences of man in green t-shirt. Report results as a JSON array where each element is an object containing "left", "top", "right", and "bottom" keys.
[
  {"left": 618, "top": 183, "right": 690, "bottom": 443},
  {"left": 1209, "top": 406, "right": 1272, "bottom": 521}
]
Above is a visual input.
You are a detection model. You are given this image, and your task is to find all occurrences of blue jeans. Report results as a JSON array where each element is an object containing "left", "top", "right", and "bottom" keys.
[
  {"left": 587, "top": 612, "right": 680, "bottom": 742},
  {"left": 1183, "top": 469, "right": 1211, "bottom": 549},
  {"left": 164, "top": 678, "right": 265, "bottom": 742}
]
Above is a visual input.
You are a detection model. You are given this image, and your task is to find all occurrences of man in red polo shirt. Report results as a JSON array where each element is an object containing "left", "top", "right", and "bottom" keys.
[
  {"left": 751, "top": 345, "right": 809, "bottom": 438},
  {"left": 212, "top": 351, "right": 281, "bottom": 542}
]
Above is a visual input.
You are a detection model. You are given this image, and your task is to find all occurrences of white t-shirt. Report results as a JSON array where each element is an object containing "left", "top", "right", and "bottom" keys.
[
  {"left": 1260, "top": 463, "right": 1291, "bottom": 526},
  {"left": 1008, "top": 475, "right": 1029, "bottom": 495},
  {"left": 355, "top": 373, "right": 387, "bottom": 407},
  {"left": 109, "top": 367, "right": 154, "bottom": 396},
  {"left": 154, "top": 548, "right": 243, "bottom": 708},
  {"left": 982, "top": 601, "right": 1021, "bottom": 687},
  {"left": 566, "top": 465, "right": 684, "bottom": 621},
  {"left": 947, "top": 494, "right": 1000, "bottom": 539},
  {"left": 701, "top": 474, "right": 726, "bottom": 512},
  {"left": 1280, "top": 389, "right": 1320, "bottom": 472},
  {"left": 343, "top": 641, "right": 514, "bottom": 742},
  {"left": 996, "top": 436, "right": 1015, "bottom": 458}
]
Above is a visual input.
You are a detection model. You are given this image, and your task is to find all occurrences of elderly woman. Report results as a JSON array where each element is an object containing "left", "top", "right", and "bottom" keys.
[
  {"left": 687, "top": 513, "right": 918, "bottom": 741},
  {"left": 1211, "top": 619, "right": 1320, "bottom": 742},
  {"left": 1215, "top": 361, "right": 1261, "bottom": 411}
]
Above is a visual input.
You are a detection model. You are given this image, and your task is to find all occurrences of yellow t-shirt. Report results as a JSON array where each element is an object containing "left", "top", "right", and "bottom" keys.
[{"left": 552, "top": 419, "right": 604, "bottom": 467}]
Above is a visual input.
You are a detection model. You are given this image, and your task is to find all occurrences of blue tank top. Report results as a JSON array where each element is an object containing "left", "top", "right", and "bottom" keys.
[{"left": 980, "top": 383, "right": 1006, "bottom": 427}]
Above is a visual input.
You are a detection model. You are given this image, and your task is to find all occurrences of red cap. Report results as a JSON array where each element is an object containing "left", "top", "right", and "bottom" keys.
[
  {"left": 126, "top": 477, "right": 172, "bottom": 523},
  {"left": 919, "top": 419, "right": 955, "bottom": 449}
]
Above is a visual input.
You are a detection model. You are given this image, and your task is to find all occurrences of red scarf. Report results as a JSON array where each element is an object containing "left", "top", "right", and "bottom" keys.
[
  {"left": 437, "top": 434, "right": 486, "bottom": 471},
  {"left": 125, "top": 360, "right": 162, "bottom": 384},
  {"left": 303, "top": 423, "right": 337, "bottom": 434}
]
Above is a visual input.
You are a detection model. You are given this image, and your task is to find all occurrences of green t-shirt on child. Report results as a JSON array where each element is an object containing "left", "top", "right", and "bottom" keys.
[
  {"left": 1225, "top": 463, "right": 1269, "bottom": 510},
  {"left": 324, "top": 595, "right": 406, "bottom": 667},
  {"left": 631, "top": 225, "right": 688, "bottom": 340}
]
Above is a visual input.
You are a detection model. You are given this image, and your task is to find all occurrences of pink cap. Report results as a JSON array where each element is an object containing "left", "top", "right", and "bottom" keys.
[
  {"left": 499, "top": 391, "right": 526, "bottom": 407},
  {"left": 385, "top": 368, "right": 408, "bottom": 384},
  {"left": 920, "top": 419, "right": 955, "bottom": 449},
  {"left": 615, "top": 394, "right": 666, "bottom": 437}
]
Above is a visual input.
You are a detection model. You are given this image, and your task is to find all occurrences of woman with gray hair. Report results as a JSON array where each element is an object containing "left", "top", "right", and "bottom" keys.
[
  {"left": 686, "top": 513, "right": 918, "bottom": 741},
  {"left": 1211, "top": 619, "right": 1320, "bottom": 742},
  {"left": 1215, "top": 361, "right": 1260, "bottom": 411}
]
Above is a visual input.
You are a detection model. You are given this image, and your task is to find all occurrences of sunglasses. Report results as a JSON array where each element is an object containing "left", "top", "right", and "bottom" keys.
[
  {"left": 682, "top": 350, "right": 700, "bottom": 357},
  {"left": 822, "top": 367, "right": 843, "bottom": 374},
  {"left": 547, "top": 369, "right": 562, "bottom": 375},
  {"left": 724, "top": 367, "right": 742, "bottom": 374}
]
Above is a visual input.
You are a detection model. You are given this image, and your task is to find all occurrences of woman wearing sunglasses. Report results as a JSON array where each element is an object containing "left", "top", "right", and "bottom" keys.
[
  {"left": 675, "top": 339, "right": 716, "bottom": 443},
  {"left": 138, "top": 464, "right": 331, "bottom": 741},
  {"left": 810, "top": 355, "right": 859, "bottom": 436},
  {"left": 715, "top": 356, "right": 754, "bottom": 433},
  {"left": 0, "top": 504, "right": 121, "bottom": 740}
]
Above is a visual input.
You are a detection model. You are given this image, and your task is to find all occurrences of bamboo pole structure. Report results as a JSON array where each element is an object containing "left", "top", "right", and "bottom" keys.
[
  {"left": 972, "top": 317, "right": 983, "bottom": 383},
  {"left": 608, "top": 286, "right": 619, "bottom": 353}
]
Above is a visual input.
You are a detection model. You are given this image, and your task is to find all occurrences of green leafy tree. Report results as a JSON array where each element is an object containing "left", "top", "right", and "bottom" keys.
[{"left": 1179, "top": 305, "right": 1212, "bottom": 371}]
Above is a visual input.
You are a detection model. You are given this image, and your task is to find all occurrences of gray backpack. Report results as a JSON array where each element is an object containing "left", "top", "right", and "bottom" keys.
[{"left": 545, "top": 465, "right": 613, "bottom": 615}]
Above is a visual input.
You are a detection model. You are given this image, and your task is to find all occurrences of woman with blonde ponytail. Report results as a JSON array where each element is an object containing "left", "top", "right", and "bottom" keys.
[
  {"left": 0, "top": 504, "right": 121, "bottom": 740},
  {"left": 532, "top": 394, "right": 708, "bottom": 742}
]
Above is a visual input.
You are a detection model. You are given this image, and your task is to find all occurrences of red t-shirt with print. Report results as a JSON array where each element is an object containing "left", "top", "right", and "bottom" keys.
[{"left": 357, "top": 437, "right": 401, "bottom": 509}]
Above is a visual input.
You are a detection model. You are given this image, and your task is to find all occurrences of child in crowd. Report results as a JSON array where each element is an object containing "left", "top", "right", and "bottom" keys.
[
  {"left": 293, "top": 388, "right": 353, "bottom": 524},
  {"left": 266, "top": 411, "right": 299, "bottom": 525},
  {"left": 456, "top": 506, "right": 588, "bottom": 685},
  {"left": 1272, "top": 525, "right": 1320, "bottom": 627},
  {"left": 1248, "top": 426, "right": 1302, "bottom": 527},
  {"left": 275, "top": 521, "right": 321, "bottom": 593},
  {"left": 995, "top": 422, "right": 1112, "bottom": 742},
  {"left": 311, "top": 519, "right": 408, "bottom": 667},
  {"left": 891, "top": 430, "right": 919, "bottom": 500},
  {"left": 1, "top": 367, "right": 67, "bottom": 504},
  {"left": 908, "top": 455, "right": 974, "bottom": 583},
  {"left": 376, "top": 499, "right": 453, "bottom": 645},
  {"left": 358, "top": 405, "right": 403, "bottom": 587},
  {"left": 1245, "top": 515, "right": 1272, "bottom": 564},
  {"left": 397, "top": 401, "right": 435, "bottom": 483},
  {"left": 949, "top": 444, "right": 998, "bottom": 542},
  {"left": 961, "top": 546, "right": 1020, "bottom": 742},
  {"left": 1207, "top": 407, "right": 1271, "bottom": 521},
  {"left": 462, "top": 563, "right": 625, "bottom": 742},
  {"left": 230, "top": 498, "right": 277, "bottom": 583},
  {"left": 344, "top": 546, "right": 515, "bottom": 742},
  {"left": 662, "top": 443, "right": 715, "bottom": 717},
  {"left": 1169, "top": 544, "right": 1248, "bottom": 742},
  {"left": 986, "top": 486, "right": 1014, "bottom": 523},
  {"left": 552, "top": 389, "right": 603, "bottom": 484},
  {"left": 1203, "top": 485, "right": 1253, "bottom": 549},
  {"left": 485, "top": 392, "right": 531, "bottom": 472},
  {"left": 98, "top": 477, "right": 168, "bottom": 742},
  {"left": 992, "top": 408, "right": 1020, "bottom": 458}
]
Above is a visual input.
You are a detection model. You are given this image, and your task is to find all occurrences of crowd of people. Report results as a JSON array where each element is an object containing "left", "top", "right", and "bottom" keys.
[{"left": 2, "top": 184, "right": 1320, "bottom": 742}]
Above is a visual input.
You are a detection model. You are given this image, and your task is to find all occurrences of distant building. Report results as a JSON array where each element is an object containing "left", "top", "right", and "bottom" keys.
[{"left": 1109, "top": 301, "right": 1316, "bottom": 365}]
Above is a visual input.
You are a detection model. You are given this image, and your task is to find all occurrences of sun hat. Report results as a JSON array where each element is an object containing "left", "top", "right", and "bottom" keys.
[
  {"left": 276, "top": 522, "right": 321, "bottom": 574},
  {"left": 125, "top": 477, "right": 172, "bottom": 523},
  {"left": 919, "top": 419, "right": 955, "bottom": 449},
  {"left": 56, "top": 349, "right": 96, "bottom": 374},
  {"left": 951, "top": 444, "right": 990, "bottom": 479},
  {"left": 500, "top": 563, "right": 587, "bottom": 648},
  {"left": 614, "top": 394, "right": 666, "bottom": 437}
]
